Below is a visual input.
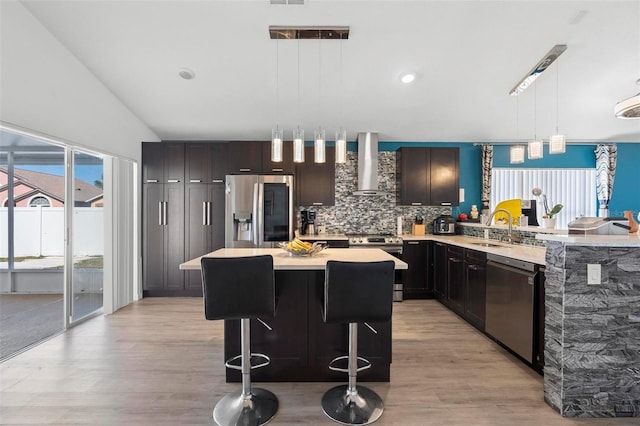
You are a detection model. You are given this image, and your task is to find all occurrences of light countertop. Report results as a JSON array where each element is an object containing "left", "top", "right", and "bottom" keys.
[
  {"left": 536, "top": 233, "right": 640, "bottom": 247},
  {"left": 180, "top": 247, "right": 408, "bottom": 271},
  {"left": 457, "top": 222, "right": 567, "bottom": 234},
  {"left": 297, "top": 233, "right": 348, "bottom": 241},
  {"left": 401, "top": 234, "right": 546, "bottom": 264}
]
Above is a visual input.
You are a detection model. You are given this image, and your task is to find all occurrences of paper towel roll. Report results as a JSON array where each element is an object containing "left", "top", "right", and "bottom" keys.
[{"left": 397, "top": 216, "right": 403, "bottom": 236}]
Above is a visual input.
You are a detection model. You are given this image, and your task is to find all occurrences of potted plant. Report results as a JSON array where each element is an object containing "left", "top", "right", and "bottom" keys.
[{"left": 542, "top": 195, "right": 563, "bottom": 228}]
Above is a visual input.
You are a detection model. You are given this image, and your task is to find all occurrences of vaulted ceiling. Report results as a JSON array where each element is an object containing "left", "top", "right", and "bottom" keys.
[{"left": 19, "top": 0, "right": 640, "bottom": 143}]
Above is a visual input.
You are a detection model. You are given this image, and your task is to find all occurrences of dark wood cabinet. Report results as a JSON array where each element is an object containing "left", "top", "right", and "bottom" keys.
[
  {"left": 396, "top": 147, "right": 459, "bottom": 206},
  {"left": 228, "top": 141, "right": 263, "bottom": 174},
  {"left": 295, "top": 146, "right": 335, "bottom": 206},
  {"left": 143, "top": 141, "right": 227, "bottom": 297},
  {"left": 429, "top": 147, "right": 459, "bottom": 206},
  {"left": 402, "top": 240, "right": 433, "bottom": 299},
  {"left": 433, "top": 242, "right": 449, "bottom": 302},
  {"left": 464, "top": 249, "right": 486, "bottom": 330},
  {"left": 185, "top": 142, "right": 228, "bottom": 183},
  {"left": 142, "top": 142, "right": 184, "bottom": 183},
  {"left": 447, "top": 245, "right": 465, "bottom": 315},
  {"left": 262, "top": 141, "right": 295, "bottom": 174},
  {"left": 184, "top": 183, "right": 225, "bottom": 292},
  {"left": 396, "top": 148, "right": 430, "bottom": 206},
  {"left": 142, "top": 182, "right": 185, "bottom": 294}
]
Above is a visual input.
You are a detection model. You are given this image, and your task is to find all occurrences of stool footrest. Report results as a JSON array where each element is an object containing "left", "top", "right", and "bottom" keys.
[
  {"left": 224, "top": 353, "right": 271, "bottom": 371},
  {"left": 328, "top": 355, "right": 372, "bottom": 373}
]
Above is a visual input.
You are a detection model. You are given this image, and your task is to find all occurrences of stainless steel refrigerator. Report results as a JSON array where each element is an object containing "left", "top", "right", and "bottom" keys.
[{"left": 225, "top": 174, "right": 294, "bottom": 248}]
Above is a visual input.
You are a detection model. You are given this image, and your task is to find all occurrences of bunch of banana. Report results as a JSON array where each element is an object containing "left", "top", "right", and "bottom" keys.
[{"left": 286, "top": 237, "right": 313, "bottom": 253}]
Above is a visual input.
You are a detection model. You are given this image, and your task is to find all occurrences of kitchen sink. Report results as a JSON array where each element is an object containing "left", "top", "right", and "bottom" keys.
[{"left": 470, "top": 242, "right": 504, "bottom": 248}]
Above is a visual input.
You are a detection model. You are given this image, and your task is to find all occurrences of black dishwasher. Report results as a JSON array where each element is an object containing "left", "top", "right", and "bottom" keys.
[{"left": 485, "top": 253, "right": 538, "bottom": 363}]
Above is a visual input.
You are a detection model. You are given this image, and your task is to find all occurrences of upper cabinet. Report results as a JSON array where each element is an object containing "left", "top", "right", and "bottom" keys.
[
  {"left": 295, "top": 146, "right": 335, "bottom": 206},
  {"left": 262, "top": 141, "right": 295, "bottom": 174},
  {"left": 142, "top": 142, "right": 185, "bottom": 183},
  {"left": 396, "top": 147, "right": 459, "bottom": 206},
  {"left": 227, "top": 141, "right": 263, "bottom": 174},
  {"left": 185, "top": 142, "right": 228, "bottom": 183}
]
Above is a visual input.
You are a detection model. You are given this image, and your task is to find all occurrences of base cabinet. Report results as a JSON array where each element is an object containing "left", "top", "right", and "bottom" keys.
[
  {"left": 447, "top": 245, "right": 465, "bottom": 315},
  {"left": 433, "top": 242, "right": 449, "bottom": 302},
  {"left": 402, "top": 240, "right": 433, "bottom": 299},
  {"left": 464, "top": 249, "right": 486, "bottom": 330},
  {"left": 224, "top": 270, "right": 391, "bottom": 382}
]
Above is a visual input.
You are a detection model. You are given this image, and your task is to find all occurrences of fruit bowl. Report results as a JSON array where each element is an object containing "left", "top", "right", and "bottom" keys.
[{"left": 279, "top": 239, "right": 326, "bottom": 257}]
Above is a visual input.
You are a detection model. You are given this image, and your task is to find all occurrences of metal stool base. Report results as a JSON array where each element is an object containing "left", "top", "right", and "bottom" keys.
[
  {"left": 321, "top": 385, "right": 384, "bottom": 425},
  {"left": 213, "top": 388, "right": 279, "bottom": 426}
]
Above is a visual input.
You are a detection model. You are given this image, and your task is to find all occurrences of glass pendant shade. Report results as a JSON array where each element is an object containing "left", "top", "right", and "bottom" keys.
[
  {"left": 528, "top": 140, "right": 544, "bottom": 159},
  {"left": 335, "top": 129, "right": 347, "bottom": 164},
  {"left": 293, "top": 128, "right": 305, "bottom": 163},
  {"left": 314, "top": 128, "right": 326, "bottom": 163},
  {"left": 549, "top": 134, "right": 566, "bottom": 154},
  {"left": 510, "top": 145, "right": 525, "bottom": 164},
  {"left": 271, "top": 128, "right": 283, "bottom": 162}
]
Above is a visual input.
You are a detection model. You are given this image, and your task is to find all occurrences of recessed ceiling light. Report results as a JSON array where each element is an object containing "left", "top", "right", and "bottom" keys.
[
  {"left": 400, "top": 73, "right": 416, "bottom": 84},
  {"left": 178, "top": 68, "right": 195, "bottom": 80}
]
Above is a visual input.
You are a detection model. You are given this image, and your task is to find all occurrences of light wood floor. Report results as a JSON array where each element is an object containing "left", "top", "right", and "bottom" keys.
[{"left": 0, "top": 299, "right": 632, "bottom": 425}]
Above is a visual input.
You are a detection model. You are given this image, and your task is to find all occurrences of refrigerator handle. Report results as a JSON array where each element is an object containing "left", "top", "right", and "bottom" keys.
[
  {"left": 202, "top": 201, "right": 207, "bottom": 226},
  {"left": 252, "top": 182, "right": 260, "bottom": 247},
  {"left": 207, "top": 202, "right": 212, "bottom": 226},
  {"left": 158, "top": 202, "right": 163, "bottom": 226},
  {"left": 163, "top": 202, "right": 168, "bottom": 225},
  {"left": 256, "top": 181, "right": 265, "bottom": 247}
]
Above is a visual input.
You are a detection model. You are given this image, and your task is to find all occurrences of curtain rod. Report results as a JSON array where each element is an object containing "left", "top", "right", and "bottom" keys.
[{"left": 472, "top": 142, "right": 611, "bottom": 146}]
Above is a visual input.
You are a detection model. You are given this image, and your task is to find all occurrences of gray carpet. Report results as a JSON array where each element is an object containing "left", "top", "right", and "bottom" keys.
[{"left": 0, "top": 293, "right": 103, "bottom": 360}]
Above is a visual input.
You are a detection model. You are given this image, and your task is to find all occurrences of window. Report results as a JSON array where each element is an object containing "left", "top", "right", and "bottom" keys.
[
  {"left": 491, "top": 168, "right": 597, "bottom": 229},
  {"left": 29, "top": 196, "right": 51, "bottom": 207}
]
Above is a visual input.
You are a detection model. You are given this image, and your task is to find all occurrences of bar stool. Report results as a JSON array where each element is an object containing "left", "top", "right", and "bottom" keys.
[
  {"left": 201, "top": 255, "right": 278, "bottom": 426},
  {"left": 321, "top": 260, "right": 395, "bottom": 425}
]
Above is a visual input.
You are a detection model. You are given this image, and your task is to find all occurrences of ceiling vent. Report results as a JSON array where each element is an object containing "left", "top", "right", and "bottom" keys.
[{"left": 270, "top": 0, "right": 304, "bottom": 5}]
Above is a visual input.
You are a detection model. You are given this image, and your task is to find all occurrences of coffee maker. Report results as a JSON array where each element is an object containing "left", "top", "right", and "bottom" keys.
[{"left": 301, "top": 210, "right": 316, "bottom": 235}]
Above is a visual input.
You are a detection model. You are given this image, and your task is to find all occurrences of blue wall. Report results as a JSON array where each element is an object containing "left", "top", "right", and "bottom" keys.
[{"left": 342, "top": 141, "right": 638, "bottom": 218}]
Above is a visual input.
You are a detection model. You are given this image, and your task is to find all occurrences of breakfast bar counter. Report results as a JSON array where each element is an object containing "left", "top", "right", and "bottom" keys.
[{"left": 180, "top": 248, "right": 407, "bottom": 383}]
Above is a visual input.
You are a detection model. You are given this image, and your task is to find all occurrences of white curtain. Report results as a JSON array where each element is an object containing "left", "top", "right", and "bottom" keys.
[
  {"left": 103, "top": 157, "right": 137, "bottom": 314},
  {"left": 491, "top": 168, "right": 597, "bottom": 229}
]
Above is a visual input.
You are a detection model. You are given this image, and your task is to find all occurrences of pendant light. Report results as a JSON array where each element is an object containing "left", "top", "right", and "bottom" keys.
[
  {"left": 335, "top": 36, "right": 347, "bottom": 164},
  {"left": 271, "top": 37, "right": 283, "bottom": 162},
  {"left": 293, "top": 38, "right": 305, "bottom": 163},
  {"left": 549, "top": 63, "right": 566, "bottom": 154},
  {"left": 314, "top": 32, "right": 326, "bottom": 163},
  {"left": 528, "top": 82, "right": 543, "bottom": 159}
]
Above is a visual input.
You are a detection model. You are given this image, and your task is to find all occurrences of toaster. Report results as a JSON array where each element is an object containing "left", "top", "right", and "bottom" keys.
[{"left": 433, "top": 214, "right": 456, "bottom": 235}]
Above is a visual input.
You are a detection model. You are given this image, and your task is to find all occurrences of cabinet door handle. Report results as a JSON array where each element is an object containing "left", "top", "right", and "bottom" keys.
[
  {"left": 449, "top": 257, "right": 462, "bottom": 263},
  {"left": 411, "top": 202, "right": 422, "bottom": 206},
  {"left": 190, "top": 179, "right": 202, "bottom": 183},
  {"left": 163, "top": 202, "right": 168, "bottom": 225},
  {"left": 158, "top": 202, "right": 163, "bottom": 225},
  {"left": 167, "top": 179, "right": 180, "bottom": 183},
  {"left": 312, "top": 202, "right": 323, "bottom": 206},
  {"left": 440, "top": 202, "right": 452, "bottom": 206},
  {"left": 208, "top": 202, "right": 212, "bottom": 226},
  {"left": 212, "top": 179, "right": 223, "bottom": 183},
  {"left": 271, "top": 168, "right": 283, "bottom": 172},
  {"left": 202, "top": 202, "right": 207, "bottom": 226},
  {"left": 408, "top": 241, "right": 419, "bottom": 245},
  {"left": 468, "top": 264, "right": 479, "bottom": 271},
  {"left": 146, "top": 179, "right": 159, "bottom": 183},
  {"left": 239, "top": 168, "right": 251, "bottom": 172}
]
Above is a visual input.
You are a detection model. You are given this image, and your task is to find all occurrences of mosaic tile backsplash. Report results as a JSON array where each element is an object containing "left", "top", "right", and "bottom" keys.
[{"left": 297, "top": 151, "right": 451, "bottom": 234}]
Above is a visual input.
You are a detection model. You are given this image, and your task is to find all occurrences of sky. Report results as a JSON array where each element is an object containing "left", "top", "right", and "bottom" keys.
[{"left": 17, "top": 165, "right": 103, "bottom": 187}]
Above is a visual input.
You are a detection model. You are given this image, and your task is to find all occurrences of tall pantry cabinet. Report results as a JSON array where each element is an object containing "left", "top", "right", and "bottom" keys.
[{"left": 142, "top": 142, "right": 227, "bottom": 296}]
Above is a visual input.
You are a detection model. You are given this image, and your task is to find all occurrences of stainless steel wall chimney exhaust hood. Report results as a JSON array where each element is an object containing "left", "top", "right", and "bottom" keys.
[{"left": 353, "top": 132, "right": 388, "bottom": 196}]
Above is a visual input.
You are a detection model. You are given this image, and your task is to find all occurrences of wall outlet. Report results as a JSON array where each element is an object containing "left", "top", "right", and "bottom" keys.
[
  {"left": 484, "top": 229, "right": 489, "bottom": 239},
  {"left": 587, "top": 264, "right": 601, "bottom": 285}
]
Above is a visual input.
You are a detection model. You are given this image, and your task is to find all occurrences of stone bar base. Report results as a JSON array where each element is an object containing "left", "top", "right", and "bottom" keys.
[{"left": 544, "top": 241, "right": 640, "bottom": 417}]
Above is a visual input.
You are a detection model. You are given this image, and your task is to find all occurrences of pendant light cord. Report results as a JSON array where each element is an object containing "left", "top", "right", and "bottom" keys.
[
  {"left": 297, "top": 38, "right": 301, "bottom": 130},
  {"left": 339, "top": 37, "right": 343, "bottom": 133},
  {"left": 318, "top": 32, "right": 321, "bottom": 129},
  {"left": 533, "top": 82, "right": 537, "bottom": 139},
  {"left": 555, "top": 63, "right": 559, "bottom": 135},
  {"left": 276, "top": 37, "right": 279, "bottom": 131}
]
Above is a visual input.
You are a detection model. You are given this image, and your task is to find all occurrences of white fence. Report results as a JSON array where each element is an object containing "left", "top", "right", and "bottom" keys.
[{"left": 0, "top": 207, "right": 103, "bottom": 257}]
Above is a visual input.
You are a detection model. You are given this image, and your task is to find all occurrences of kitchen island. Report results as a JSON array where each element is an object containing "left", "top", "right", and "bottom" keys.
[
  {"left": 180, "top": 248, "right": 407, "bottom": 382},
  {"left": 536, "top": 233, "right": 640, "bottom": 418}
]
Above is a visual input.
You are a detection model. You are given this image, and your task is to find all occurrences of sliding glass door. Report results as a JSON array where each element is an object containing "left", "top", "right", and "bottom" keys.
[{"left": 70, "top": 151, "right": 104, "bottom": 322}]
